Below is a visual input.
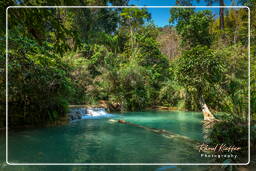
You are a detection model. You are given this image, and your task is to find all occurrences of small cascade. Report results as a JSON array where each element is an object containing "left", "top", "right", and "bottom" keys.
[
  {"left": 68, "top": 107, "right": 114, "bottom": 121},
  {"left": 68, "top": 108, "right": 87, "bottom": 120},
  {"left": 82, "top": 108, "right": 113, "bottom": 119},
  {"left": 87, "top": 108, "right": 108, "bottom": 116}
]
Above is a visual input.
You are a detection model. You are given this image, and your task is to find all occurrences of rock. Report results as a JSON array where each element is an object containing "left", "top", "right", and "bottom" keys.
[
  {"left": 118, "top": 120, "right": 126, "bottom": 123},
  {"left": 108, "top": 119, "right": 117, "bottom": 123},
  {"left": 77, "top": 114, "right": 82, "bottom": 119},
  {"left": 67, "top": 107, "right": 87, "bottom": 121}
]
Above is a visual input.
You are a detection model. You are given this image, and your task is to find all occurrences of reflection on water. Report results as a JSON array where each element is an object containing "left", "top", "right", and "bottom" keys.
[{"left": 0, "top": 111, "right": 212, "bottom": 170}]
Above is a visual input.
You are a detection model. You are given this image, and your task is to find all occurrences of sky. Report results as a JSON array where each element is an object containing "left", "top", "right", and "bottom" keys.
[{"left": 127, "top": 0, "right": 243, "bottom": 27}]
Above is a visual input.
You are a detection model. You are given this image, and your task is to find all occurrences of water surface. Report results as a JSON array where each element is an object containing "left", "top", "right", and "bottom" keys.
[{"left": 1, "top": 111, "right": 211, "bottom": 168}]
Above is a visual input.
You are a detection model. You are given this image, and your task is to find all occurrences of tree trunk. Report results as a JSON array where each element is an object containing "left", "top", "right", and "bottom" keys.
[
  {"left": 115, "top": 119, "right": 200, "bottom": 145},
  {"left": 219, "top": 0, "right": 225, "bottom": 30},
  {"left": 199, "top": 97, "right": 215, "bottom": 121}
]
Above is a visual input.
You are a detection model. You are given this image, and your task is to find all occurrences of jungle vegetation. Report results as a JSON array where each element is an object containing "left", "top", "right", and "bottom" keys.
[{"left": 0, "top": 1, "right": 255, "bottom": 158}]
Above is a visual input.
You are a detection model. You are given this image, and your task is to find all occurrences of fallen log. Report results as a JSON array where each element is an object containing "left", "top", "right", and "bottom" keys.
[
  {"left": 109, "top": 119, "right": 216, "bottom": 154},
  {"left": 116, "top": 119, "right": 200, "bottom": 145}
]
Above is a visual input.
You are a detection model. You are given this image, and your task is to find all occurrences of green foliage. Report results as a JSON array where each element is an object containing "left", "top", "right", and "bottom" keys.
[
  {"left": 175, "top": 45, "right": 225, "bottom": 110},
  {"left": 207, "top": 115, "right": 254, "bottom": 164},
  {"left": 8, "top": 8, "right": 80, "bottom": 54},
  {"left": 210, "top": 8, "right": 248, "bottom": 46},
  {"left": 7, "top": 36, "right": 73, "bottom": 127},
  {"left": 170, "top": 9, "right": 213, "bottom": 47},
  {"left": 120, "top": 8, "right": 151, "bottom": 29},
  {"left": 0, "top": 37, "right": 5, "bottom": 128},
  {"left": 62, "top": 51, "right": 91, "bottom": 104},
  {"left": 251, "top": 48, "right": 256, "bottom": 116},
  {"left": 168, "top": 7, "right": 249, "bottom": 118},
  {"left": 244, "top": 1, "right": 256, "bottom": 118},
  {"left": 177, "top": 46, "right": 225, "bottom": 90},
  {"left": 115, "top": 60, "right": 151, "bottom": 111},
  {"left": 158, "top": 80, "right": 185, "bottom": 108},
  {"left": 213, "top": 44, "right": 248, "bottom": 116},
  {"left": 0, "top": 2, "right": 253, "bottom": 131},
  {"left": 135, "top": 33, "right": 170, "bottom": 85},
  {"left": 208, "top": 117, "right": 249, "bottom": 153}
]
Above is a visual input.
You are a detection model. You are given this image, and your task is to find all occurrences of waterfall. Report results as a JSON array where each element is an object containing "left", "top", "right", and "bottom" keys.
[
  {"left": 87, "top": 108, "right": 108, "bottom": 116},
  {"left": 68, "top": 107, "right": 114, "bottom": 121},
  {"left": 82, "top": 108, "right": 113, "bottom": 119}
]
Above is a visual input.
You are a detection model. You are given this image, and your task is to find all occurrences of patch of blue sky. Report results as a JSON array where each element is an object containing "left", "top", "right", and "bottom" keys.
[{"left": 127, "top": 0, "right": 242, "bottom": 27}]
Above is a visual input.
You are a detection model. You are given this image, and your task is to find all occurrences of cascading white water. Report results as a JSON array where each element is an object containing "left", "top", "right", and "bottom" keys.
[
  {"left": 68, "top": 107, "right": 114, "bottom": 120},
  {"left": 87, "top": 108, "right": 108, "bottom": 116},
  {"left": 82, "top": 108, "right": 114, "bottom": 119}
]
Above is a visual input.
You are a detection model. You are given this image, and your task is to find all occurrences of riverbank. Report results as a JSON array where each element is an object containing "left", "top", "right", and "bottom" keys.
[
  {"left": 0, "top": 115, "right": 69, "bottom": 131},
  {"left": 0, "top": 104, "right": 208, "bottom": 131},
  {"left": 147, "top": 106, "right": 186, "bottom": 111}
]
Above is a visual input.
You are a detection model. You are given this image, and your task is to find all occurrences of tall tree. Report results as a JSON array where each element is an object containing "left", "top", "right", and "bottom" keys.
[
  {"left": 170, "top": 9, "right": 222, "bottom": 120},
  {"left": 176, "top": 0, "right": 226, "bottom": 30},
  {"left": 120, "top": 8, "right": 151, "bottom": 49},
  {"left": 170, "top": 9, "right": 213, "bottom": 48},
  {"left": 198, "top": 0, "right": 225, "bottom": 30},
  {"left": 176, "top": 46, "right": 225, "bottom": 120}
]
